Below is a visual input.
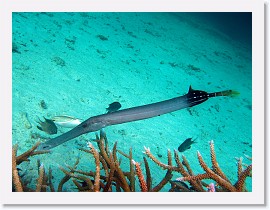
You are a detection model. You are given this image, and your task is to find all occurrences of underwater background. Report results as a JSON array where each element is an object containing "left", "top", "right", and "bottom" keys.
[{"left": 12, "top": 12, "right": 252, "bottom": 192}]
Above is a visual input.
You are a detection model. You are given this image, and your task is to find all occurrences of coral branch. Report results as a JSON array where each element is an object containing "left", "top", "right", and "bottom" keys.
[
  {"left": 12, "top": 147, "right": 23, "bottom": 192},
  {"left": 197, "top": 151, "right": 237, "bottom": 192},
  {"left": 132, "top": 160, "right": 148, "bottom": 192},
  {"left": 114, "top": 161, "right": 131, "bottom": 192},
  {"left": 47, "top": 167, "right": 55, "bottom": 192},
  {"left": 36, "top": 164, "right": 45, "bottom": 192},
  {"left": 174, "top": 151, "right": 204, "bottom": 191},
  {"left": 152, "top": 170, "right": 173, "bottom": 192},
  {"left": 59, "top": 165, "right": 94, "bottom": 191},
  {"left": 177, "top": 173, "right": 209, "bottom": 182},
  {"left": 16, "top": 142, "right": 50, "bottom": 165},
  {"left": 57, "top": 157, "right": 80, "bottom": 191},
  {"left": 173, "top": 140, "right": 251, "bottom": 192},
  {"left": 143, "top": 157, "right": 152, "bottom": 191},
  {"left": 12, "top": 143, "right": 51, "bottom": 192},
  {"left": 234, "top": 164, "right": 252, "bottom": 191},
  {"left": 129, "top": 148, "right": 135, "bottom": 192},
  {"left": 103, "top": 153, "right": 115, "bottom": 192},
  {"left": 209, "top": 140, "right": 230, "bottom": 183},
  {"left": 174, "top": 151, "right": 189, "bottom": 176},
  {"left": 96, "top": 133, "right": 110, "bottom": 165},
  {"left": 88, "top": 142, "right": 100, "bottom": 192},
  {"left": 237, "top": 157, "right": 243, "bottom": 178},
  {"left": 143, "top": 146, "right": 178, "bottom": 171},
  {"left": 181, "top": 155, "right": 194, "bottom": 176}
]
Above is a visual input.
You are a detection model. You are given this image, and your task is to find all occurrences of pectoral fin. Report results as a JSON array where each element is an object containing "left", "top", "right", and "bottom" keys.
[{"left": 37, "top": 126, "right": 43, "bottom": 131}]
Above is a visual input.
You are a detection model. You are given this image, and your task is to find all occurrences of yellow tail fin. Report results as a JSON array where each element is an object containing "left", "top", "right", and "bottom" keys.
[{"left": 221, "top": 90, "right": 240, "bottom": 97}]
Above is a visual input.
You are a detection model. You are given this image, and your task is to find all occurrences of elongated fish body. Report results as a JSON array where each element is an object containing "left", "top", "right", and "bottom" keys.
[
  {"left": 52, "top": 115, "right": 82, "bottom": 128},
  {"left": 37, "top": 86, "right": 238, "bottom": 150}
]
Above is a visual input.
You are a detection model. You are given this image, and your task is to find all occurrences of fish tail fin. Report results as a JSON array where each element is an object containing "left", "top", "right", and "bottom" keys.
[
  {"left": 35, "top": 116, "right": 42, "bottom": 123},
  {"left": 209, "top": 90, "right": 240, "bottom": 98},
  {"left": 221, "top": 90, "right": 240, "bottom": 97},
  {"left": 192, "top": 137, "right": 198, "bottom": 142}
]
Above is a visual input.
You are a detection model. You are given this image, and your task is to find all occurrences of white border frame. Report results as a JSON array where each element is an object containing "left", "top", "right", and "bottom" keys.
[{"left": 0, "top": 0, "right": 264, "bottom": 205}]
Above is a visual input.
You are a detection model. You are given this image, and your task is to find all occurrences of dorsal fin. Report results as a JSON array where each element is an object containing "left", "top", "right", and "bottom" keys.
[{"left": 188, "top": 85, "right": 194, "bottom": 93}]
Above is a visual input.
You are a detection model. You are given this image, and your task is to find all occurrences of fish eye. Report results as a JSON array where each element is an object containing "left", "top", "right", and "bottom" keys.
[{"left": 42, "top": 145, "right": 51, "bottom": 150}]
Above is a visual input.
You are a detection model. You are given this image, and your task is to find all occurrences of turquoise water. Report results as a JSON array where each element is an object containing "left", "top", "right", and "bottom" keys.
[{"left": 12, "top": 12, "right": 252, "bottom": 192}]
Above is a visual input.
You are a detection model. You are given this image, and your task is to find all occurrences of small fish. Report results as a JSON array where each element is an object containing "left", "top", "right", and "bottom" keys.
[
  {"left": 178, "top": 138, "right": 197, "bottom": 152},
  {"left": 36, "top": 117, "right": 57, "bottom": 135},
  {"left": 51, "top": 115, "right": 82, "bottom": 128},
  {"left": 106, "top": 102, "right": 122, "bottom": 113}
]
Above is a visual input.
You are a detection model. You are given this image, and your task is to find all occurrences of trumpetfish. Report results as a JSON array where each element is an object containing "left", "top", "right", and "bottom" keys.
[{"left": 37, "top": 86, "right": 239, "bottom": 150}]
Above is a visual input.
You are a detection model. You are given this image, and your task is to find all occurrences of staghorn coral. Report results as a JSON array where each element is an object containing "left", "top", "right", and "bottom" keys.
[
  {"left": 12, "top": 133, "right": 251, "bottom": 192},
  {"left": 58, "top": 130, "right": 172, "bottom": 192},
  {"left": 132, "top": 160, "right": 148, "bottom": 192},
  {"left": 144, "top": 140, "right": 252, "bottom": 192},
  {"left": 12, "top": 142, "right": 51, "bottom": 192},
  {"left": 177, "top": 141, "right": 252, "bottom": 192},
  {"left": 12, "top": 148, "right": 23, "bottom": 192}
]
